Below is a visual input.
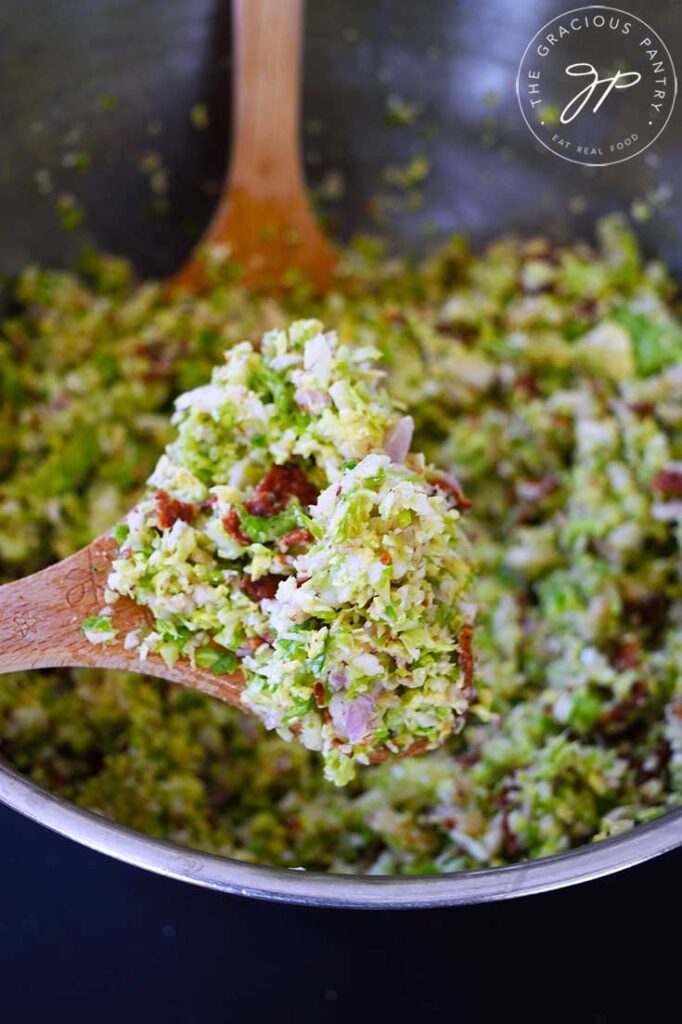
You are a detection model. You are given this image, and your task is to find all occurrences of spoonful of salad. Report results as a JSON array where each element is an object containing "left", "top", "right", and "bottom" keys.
[{"left": 0, "top": 322, "right": 475, "bottom": 783}]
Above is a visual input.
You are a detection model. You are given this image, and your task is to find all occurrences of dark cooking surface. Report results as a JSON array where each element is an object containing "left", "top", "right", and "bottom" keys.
[{"left": 0, "top": 800, "right": 678, "bottom": 1022}]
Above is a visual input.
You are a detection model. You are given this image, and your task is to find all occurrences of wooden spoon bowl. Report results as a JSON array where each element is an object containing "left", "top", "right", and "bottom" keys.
[{"left": 0, "top": 531, "right": 244, "bottom": 705}]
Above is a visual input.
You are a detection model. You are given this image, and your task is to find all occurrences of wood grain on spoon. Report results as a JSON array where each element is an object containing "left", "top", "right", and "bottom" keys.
[
  {"left": 170, "top": 0, "right": 337, "bottom": 295},
  {"left": 0, "top": 533, "right": 244, "bottom": 707}
]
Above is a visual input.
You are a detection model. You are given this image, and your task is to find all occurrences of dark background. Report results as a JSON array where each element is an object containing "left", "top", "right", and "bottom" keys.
[
  {"left": 0, "top": 1, "right": 681, "bottom": 1019},
  {"left": 1, "top": 801, "right": 680, "bottom": 1023}
]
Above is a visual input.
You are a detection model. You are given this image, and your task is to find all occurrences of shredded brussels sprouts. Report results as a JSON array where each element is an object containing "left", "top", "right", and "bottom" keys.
[
  {"left": 1, "top": 215, "right": 680, "bottom": 871},
  {"left": 98, "top": 321, "right": 475, "bottom": 784}
]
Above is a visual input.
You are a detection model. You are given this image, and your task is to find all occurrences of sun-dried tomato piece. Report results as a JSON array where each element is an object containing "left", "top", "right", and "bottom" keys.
[
  {"left": 312, "top": 682, "right": 326, "bottom": 708},
  {"left": 245, "top": 635, "right": 268, "bottom": 653},
  {"left": 458, "top": 623, "right": 475, "bottom": 691},
  {"left": 244, "top": 463, "right": 318, "bottom": 518},
  {"left": 515, "top": 373, "right": 540, "bottom": 398},
  {"left": 624, "top": 590, "right": 669, "bottom": 631},
  {"left": 613, "top": 636, "right": 640, "bottom": 672},
  {"left": 427, "top": 472, "right": 472, "bottom": 511},
  {"left": 629, "top": 401, "right": 654, "bottom": 417},
  {"left": 276, "top": 528, "right": 315, "bottom": 552},
  {"left": 222, "top": 509, "right": 252, "bottom": 546},
  {"left": 154, "top": 489, "right": 196, "bottom": 529},
  {"left": 240, "top": 573, "right": 285, "bottom": 603},
  {"left": 652, "top": 467, "right": 682, "bottom": 496},
  {"left": 598, "top": 681, "right": 648, "bottom": 736}
]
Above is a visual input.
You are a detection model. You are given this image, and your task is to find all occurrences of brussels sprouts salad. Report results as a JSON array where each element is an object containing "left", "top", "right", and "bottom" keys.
[
  {"left": 1, "top": 216, "right": 681, "bottom": 872},
  {"left": 93, "top": 321, "right": 475, "bottom": 784}
]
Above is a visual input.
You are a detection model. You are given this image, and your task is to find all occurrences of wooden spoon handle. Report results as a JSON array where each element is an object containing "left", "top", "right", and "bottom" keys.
[
  {"left": 230, "top": 0, "right": 306, "bottom": 197},
  {"left": 171, "top": 0, "right": 336, "bottom": 293},
  {"left": 0, "top": 538, "right": 169, "bottom": 677},
  {"left": 0, "top": 537, "right": 244, "bottom": 706},
  {"left": 0, "top": 543, "right": 107, "bottom": 674}
]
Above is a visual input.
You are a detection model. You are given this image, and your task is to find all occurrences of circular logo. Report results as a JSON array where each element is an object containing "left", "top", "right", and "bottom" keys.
[{"left": 516, "top": 5, "right": 677, "bottom": 166}]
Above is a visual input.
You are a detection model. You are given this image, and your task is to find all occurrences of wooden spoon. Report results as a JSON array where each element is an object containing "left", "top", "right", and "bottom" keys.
[
  {"left": 0, "top": 533, "right": 244, "bottom": 707},
  {"left": 0, "top": 530, "right": 423, "bottom": 764},
  {"left": 170, "top": 0, "right": 337, "bottom": 294}
]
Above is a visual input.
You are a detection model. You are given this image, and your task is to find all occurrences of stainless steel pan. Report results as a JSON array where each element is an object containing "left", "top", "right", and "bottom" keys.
[{"left": 1, "top": 0, "right": 680, "bottom": 905}]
